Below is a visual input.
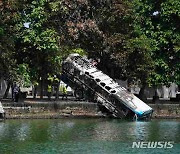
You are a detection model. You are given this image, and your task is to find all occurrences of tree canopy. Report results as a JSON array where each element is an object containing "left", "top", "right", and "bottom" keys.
[
  {"left": 0, "top": 0, "right": 20, "bottom": 81},
  {"left": 132, "top": 0, "right": 180, "bottom": 86},
  {"left": 0, "top": 0, "right": 179, "bottom": 98}
]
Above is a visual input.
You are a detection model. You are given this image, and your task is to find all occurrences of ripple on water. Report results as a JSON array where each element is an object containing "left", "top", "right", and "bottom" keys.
[{"left": 0, "top": 119, "right": 179, "bottom": 154}]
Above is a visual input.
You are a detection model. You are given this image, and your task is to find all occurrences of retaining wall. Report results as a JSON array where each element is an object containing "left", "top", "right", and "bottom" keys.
[{"left": 1, "top": 100, "right": 180, "bottom": 119}]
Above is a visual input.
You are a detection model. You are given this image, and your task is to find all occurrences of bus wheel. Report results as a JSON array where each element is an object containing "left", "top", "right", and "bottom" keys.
[{"left": 74, "top": 88, "right": 84, "bottom": 100}]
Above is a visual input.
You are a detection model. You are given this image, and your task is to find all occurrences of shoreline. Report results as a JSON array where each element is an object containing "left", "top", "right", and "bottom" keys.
[
  {"left": 1, "top": 99, "right": 180, "bottom": 120},
  {"left": 3, "top": 115, "right": 180, "bottom": 120}
]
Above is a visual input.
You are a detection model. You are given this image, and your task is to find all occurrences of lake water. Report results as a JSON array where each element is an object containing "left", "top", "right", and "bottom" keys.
[{"left": 0, "top": 119, "right": 179, "bottom": 154}]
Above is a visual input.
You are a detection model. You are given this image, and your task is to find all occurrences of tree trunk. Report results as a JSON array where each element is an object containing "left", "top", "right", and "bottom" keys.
[
  {"left": 139, "top": 84, "right": 147, "bottom": 102},
  {"left": 3, "top": 81, "right": 11, "bottom": 99},
  {"left": 55, "top": 83, "right": 60, "bottom": 100},
  {"left": 153, "top": 87, "right": 159, "bottom": 103},
  {"left": 33, "top": 86, "right": 37, "bottom": 99},
  {"left": 40, "top": 78, "right": 44, "bottom": 99}
]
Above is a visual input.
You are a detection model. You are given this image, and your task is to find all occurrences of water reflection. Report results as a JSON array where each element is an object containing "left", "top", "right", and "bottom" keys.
[
  {"left": 92, "top": 120, "right": 135, "bottom": 141},
  {"left": 15, "top": 123, "right": 30, "bottom": 141},
  {"left": 133, "top": 121, "right": 150, "bottom": 141},
  {"left": 0, "top": 119, "right": 179, "bottom": 154}
]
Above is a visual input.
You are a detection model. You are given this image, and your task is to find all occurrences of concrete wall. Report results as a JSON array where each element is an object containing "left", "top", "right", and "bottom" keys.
[
  {"left": 150, "top": 104, "right": 180, "bottom": 118},
  {"left": 2, "top": 101, "right": 179, "bottom": 119},
  {"left": 116, "top": 79, "right": 179, "bottom": 99},
  {"left": 3, "top": 101, "right": 100, "bottom": 119}
]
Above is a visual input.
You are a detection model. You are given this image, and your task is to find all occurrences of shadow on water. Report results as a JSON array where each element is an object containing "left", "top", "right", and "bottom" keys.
[{"left": 0, "top": 119, "right": 179, "bottom": 154}]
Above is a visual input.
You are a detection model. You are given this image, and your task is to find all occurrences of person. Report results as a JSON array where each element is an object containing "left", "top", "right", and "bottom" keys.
[
  {"left": 92, "top": 60, "right": 98, "bottom": 66},
  {"left": 13, "top": 83, "right": 20, "bottom": 103},
  {"left": 59, "top": 84, "right": 68, "bottom": 100},
  {"left": 33, "top": 81, "right": 39, "bottom": 98},
  {"left": 47, "top": 84, "right": 52, "bottom": 100},
  {"left": 90, "top": 58, "right": 100, "bottom": 67}
]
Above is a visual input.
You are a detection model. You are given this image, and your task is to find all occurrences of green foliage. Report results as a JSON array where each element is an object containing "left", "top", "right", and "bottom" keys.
[
  {"left": 0, "top": 0, "right": 21, "bottom": 81},
  {"left": 48, "top": 0, "right": 134, "bottom": 79},
  {"left": 17, "top": 64, "right": 31, "bottom": 87},
  {"left": 61, "top": 47, "right": 86, "bottom": 58},
  {"left": 71, "top": 48, "right": 86, "bottom": 56},
  {"left": 126, "top": 35, "right": 155, "bottom": 85},
  {"left": 1, "top": 0, "right": 179, "bottom": 92},
  {"left": 132, "top": 0, "right": 180, "bottom": 86},
  {"left": 15, "top": 0, "right": 61, "bottom": 84}
]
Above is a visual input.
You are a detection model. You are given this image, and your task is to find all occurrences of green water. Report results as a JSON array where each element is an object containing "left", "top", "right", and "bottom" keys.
[{"left": 0, "top": 119, "right": 179, "bottom": 154}]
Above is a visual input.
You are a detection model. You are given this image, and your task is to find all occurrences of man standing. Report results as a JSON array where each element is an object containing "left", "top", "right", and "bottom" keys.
[
  {"left": 59, "top": 83, "right": 68, "bottom": 100},
  {"left": 13, "top": 83, "right": 20, "bottom": 102},
  {"left": 47, "top": 84, "right": 52, "bottom": 100}
]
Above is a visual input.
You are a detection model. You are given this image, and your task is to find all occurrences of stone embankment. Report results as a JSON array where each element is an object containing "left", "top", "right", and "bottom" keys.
[
  {"left": 1, "top": 98, "right": 180, "bottom": 119},
  {"left": 150, "top": 104, "right": 180, "bottom": 119},
  {"left": 1, "top": 99, "right": 102, "bottom": 119}
]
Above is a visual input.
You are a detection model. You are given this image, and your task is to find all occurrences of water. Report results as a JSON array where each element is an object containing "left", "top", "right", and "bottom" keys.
[{"left": 0, "top": 119, "right": 179, "bottom": 154}]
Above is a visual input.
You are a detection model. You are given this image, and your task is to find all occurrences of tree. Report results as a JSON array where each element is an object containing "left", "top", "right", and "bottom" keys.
[
  {"left": 132, "top": 0, "right": 180, "bottom": 87},
  {"left": 125, "top": 35, "right": 155, "bottom": 100},
  {"left": 0, "top": 0, "right": 24, "bottom": 98},
  {"left": 49, "top": 0, "right": 133, "bottom": 79},
  {"left": 0, "top": 1, "right": 17, "bottom": 80},
  {"left": 15, "top": 0, "right": 61, "bottom": 98}
]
